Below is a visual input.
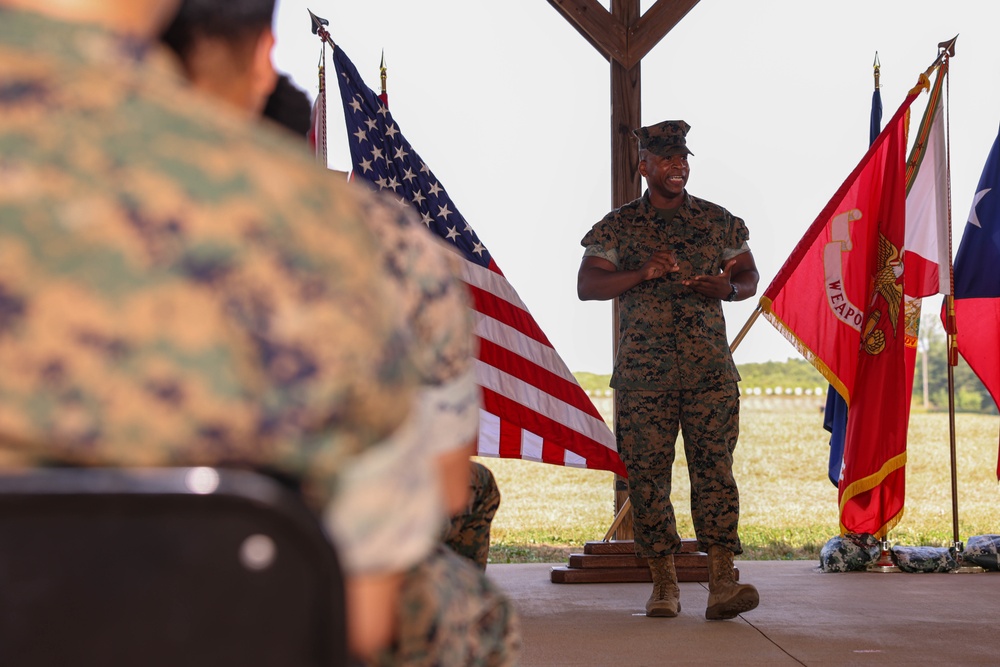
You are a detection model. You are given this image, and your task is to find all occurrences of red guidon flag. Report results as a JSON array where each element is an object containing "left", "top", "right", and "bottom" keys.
[{"left": 762, "top": 87, "right": 920, "bottom": 537}]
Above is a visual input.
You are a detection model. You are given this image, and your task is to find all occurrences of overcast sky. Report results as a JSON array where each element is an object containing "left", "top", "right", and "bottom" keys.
[{"left": 270, "top": 0, "right": 1000, "bottom": 375}]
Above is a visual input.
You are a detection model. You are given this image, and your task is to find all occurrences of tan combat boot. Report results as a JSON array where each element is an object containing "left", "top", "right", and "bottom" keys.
[
  {"left": 705, "top": 544, "right": 759, "bottom": 620},
  {"left": 645, "top": 555, "right": 681, "bottom": 617}
]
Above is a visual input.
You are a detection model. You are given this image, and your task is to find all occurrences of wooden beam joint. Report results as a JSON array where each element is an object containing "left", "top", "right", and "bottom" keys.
[{"left": 547, "top": 0, "right": 701, "bottom": 68}]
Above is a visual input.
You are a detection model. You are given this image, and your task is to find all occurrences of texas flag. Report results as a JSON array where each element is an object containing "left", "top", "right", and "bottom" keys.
[{"left": 949, "top": 128, "right": 1000, "bottom": 479}]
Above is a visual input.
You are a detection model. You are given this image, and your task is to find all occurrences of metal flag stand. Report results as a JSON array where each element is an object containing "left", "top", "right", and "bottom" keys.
[{"left": 927, "top": 36, "right": 984, "bottom": 575}]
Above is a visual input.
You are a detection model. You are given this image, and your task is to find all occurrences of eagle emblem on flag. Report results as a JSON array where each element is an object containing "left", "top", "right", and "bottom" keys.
[{"left": 862, "top": 233, "right": 903, "bottom": 356}]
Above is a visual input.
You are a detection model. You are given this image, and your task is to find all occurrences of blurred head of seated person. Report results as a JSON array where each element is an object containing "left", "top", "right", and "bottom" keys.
[
  {"left": 160, "top": 0, "right": 278, "bottom": 114},
  {"left": 0, "top": 0, "right": 436, "bottom": 660}
]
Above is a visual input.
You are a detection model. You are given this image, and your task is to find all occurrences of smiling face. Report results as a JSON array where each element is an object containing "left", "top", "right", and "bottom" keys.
[{"left": 639, "top": 149, "right": 689, "bottom": 207}]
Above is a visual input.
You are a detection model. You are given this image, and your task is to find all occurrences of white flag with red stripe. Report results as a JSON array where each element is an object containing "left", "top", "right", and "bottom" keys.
[
  {"left": 904, "top": 70, "right": 950, "bottom": 298},
  {"left": 307, "top": 81, "right": 327, "bottom": 167}
]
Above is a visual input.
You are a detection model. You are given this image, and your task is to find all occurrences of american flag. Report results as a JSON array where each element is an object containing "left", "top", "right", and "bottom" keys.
[{"left": 330, "top": 45, "right": 624, "bottom": 476}]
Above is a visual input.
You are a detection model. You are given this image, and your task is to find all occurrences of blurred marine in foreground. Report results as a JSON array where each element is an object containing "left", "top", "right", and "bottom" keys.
[{"left": 0, "top": 0, "right": 438, "bottom": 659}]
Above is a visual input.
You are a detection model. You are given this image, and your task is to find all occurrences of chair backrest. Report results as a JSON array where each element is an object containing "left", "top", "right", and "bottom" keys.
[{"left": 0, "top": 467, "right": 348, "bottom": 667}]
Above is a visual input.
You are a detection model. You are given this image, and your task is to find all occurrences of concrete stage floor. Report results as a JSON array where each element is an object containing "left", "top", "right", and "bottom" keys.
[{"left": 488, "top": 560, "right": 999, "bottom": 666}]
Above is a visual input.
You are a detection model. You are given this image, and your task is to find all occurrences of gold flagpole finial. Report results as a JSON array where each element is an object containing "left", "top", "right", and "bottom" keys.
[
  {"left": 380, "top": 49, "right": 387, "bottom": 97},
  {"left": 873, "top": 51, "right": 880, "bottom": 90}
]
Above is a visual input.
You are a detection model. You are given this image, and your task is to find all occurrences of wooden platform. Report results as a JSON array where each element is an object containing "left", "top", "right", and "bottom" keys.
[{"left": 550, "top": 539, "right": 737, "bottom": 584}]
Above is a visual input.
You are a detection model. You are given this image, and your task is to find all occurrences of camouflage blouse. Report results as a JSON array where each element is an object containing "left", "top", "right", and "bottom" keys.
[{"left": 581, "top": 191, "right": 749, "bottom": 390}]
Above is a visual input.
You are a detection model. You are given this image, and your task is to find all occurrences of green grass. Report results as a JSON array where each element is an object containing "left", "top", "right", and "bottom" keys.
[{"left": 483, "top": 399, "right": 1000, "bottom": 564}]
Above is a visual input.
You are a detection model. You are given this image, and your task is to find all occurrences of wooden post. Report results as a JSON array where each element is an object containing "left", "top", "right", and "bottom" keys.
[
  {"left": 547, "top": 0, "right": 701, "bottom": 540},
  {"left": 609, "top": 0, "right": 640, "bottom": 540}
]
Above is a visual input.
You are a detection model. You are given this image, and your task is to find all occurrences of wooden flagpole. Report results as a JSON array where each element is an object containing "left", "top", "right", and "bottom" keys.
[
  {"left": 937, "top": 36, "right": 983, "bottom": 573},
  {"left": 934, "top": 37, "right": 971, "bottom": 557}
]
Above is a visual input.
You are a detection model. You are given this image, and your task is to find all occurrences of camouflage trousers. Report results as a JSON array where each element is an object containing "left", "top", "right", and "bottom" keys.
[
  {"left": 442, "top": 461, "right": 500, "bottom": 570},
  {"left": 370, "top": 544, "right": 521, "bottom": 667},
  {"left": 616, "top": 385, "right": 743, "bottom": 557}
]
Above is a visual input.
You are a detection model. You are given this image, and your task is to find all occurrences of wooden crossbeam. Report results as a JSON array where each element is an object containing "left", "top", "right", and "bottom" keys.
[{"left": 547, "top": 0, "right": 701, "bottom": 68}]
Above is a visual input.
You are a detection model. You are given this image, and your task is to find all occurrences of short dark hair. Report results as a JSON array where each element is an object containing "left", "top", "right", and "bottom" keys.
[
  {"left": 161, "top": 0, "right": 277, "bottom": 61},
  {"left": 263, "top": 74, "right": 313, "bottom": 138}
]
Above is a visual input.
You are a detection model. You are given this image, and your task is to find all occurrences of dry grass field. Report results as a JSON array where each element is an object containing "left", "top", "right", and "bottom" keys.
[{"left": 484, "top": 397, "right": 1000, "bottom": 563}]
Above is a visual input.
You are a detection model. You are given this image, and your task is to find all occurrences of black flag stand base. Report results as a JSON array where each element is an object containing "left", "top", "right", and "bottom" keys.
[
  {"left": 951, "top": 541, "right": 987, "bottom": 574},
  {"left": 866, "top": 539, "right": 902, "bottom": 573}
]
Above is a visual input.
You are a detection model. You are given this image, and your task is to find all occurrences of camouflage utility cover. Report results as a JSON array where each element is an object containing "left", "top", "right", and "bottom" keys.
[
  {"left": 819, "top": 533, "right": 880, "bottom": 572},
  {"left": 633, "top": 119, "right": 693, "bottom": 157},
  {"left": 963, "top": 534, "right": 1000, "bottom": 570},
  {"left": 892, "top": 546, "right": 958, "bottom": 573}
]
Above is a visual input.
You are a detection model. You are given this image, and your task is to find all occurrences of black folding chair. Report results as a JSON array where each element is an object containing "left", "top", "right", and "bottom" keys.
[{"left": 0, "top": 467, "right": 348, "bottom": 667}]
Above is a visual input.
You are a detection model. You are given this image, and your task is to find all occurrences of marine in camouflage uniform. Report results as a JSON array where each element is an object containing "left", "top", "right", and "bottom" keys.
[
  {"left": 322, "top": 192, "right": 479, "bottom": 575},
  {"left": 350, "top": 201, "right": 509, "bottom": 661},
  {"left": 158, "top": 0, "right": 477, "bottom": 578},
  {"left": 442, "top": 460, "right": 501, "bottom": 570},
  {"left": 578, "top": 120, "right": 761, "bottom": 620},
  {"left": 0, "top": 4, "right": 439, "bottom": 657}
]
